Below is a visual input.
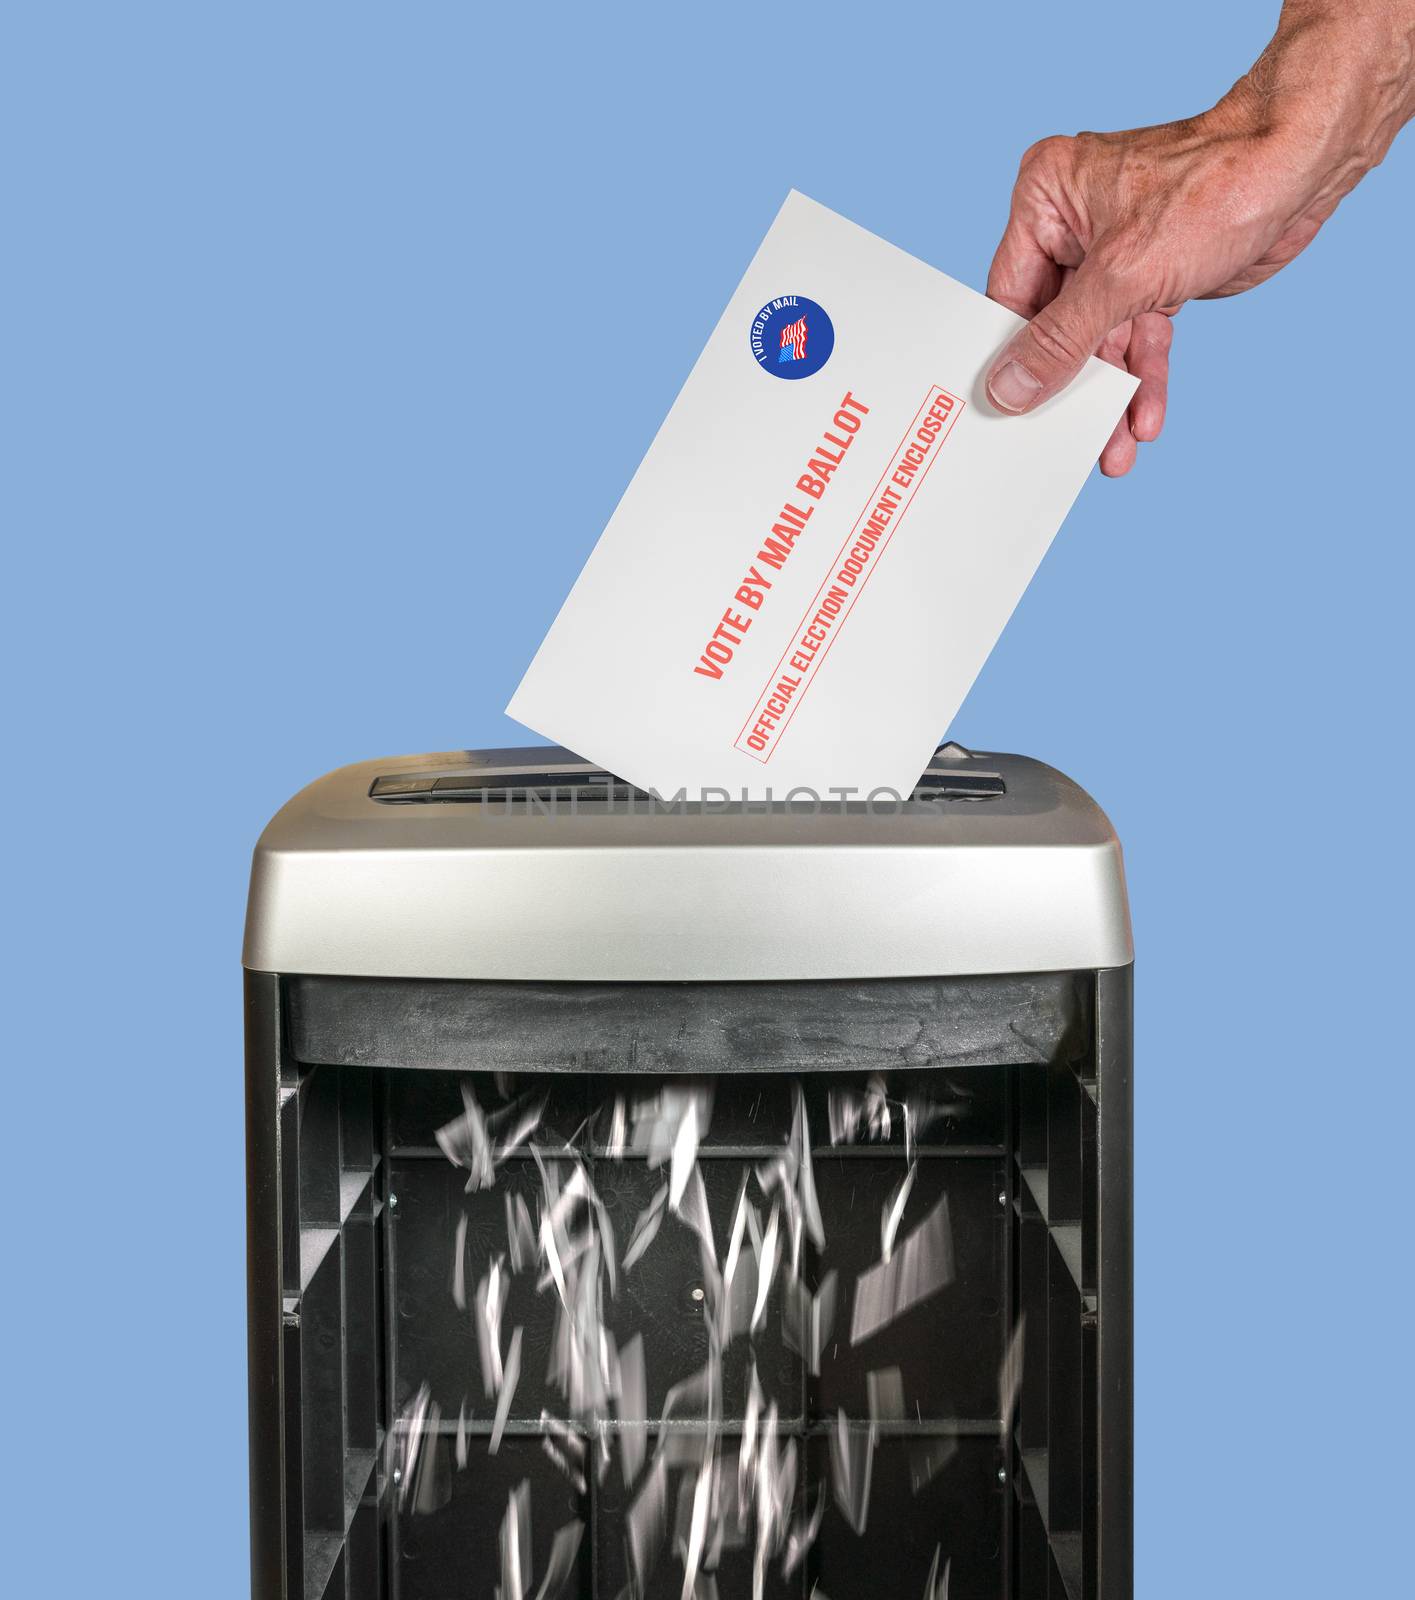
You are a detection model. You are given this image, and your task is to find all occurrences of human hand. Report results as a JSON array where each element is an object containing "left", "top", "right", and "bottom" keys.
[{"left": 984, "top": 1, "right": 1415, "bottom": 475}]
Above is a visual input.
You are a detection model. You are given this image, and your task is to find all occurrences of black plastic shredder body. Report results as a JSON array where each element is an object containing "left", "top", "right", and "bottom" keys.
[{"left": 243, "top": 744, "right": 1134, "bottom": 1600}]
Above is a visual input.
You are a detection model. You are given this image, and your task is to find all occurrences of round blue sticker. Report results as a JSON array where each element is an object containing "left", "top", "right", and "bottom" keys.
[{"left": 749, "top": 295, "right": 834, "bottom": 380}]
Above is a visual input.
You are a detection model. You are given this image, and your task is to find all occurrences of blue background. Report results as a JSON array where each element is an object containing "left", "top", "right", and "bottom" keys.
[{"left": 6, "top": 3, "right": 1411, "bottom": 1594}]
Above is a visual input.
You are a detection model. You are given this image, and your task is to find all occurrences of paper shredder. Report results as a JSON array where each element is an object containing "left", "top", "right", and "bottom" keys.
[{"left": 243, "top": 743, "right": 1133, "bottom": 1600}]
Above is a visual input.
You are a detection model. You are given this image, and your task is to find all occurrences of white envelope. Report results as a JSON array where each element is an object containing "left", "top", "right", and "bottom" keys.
[{"left": 508, "top": 191, "right": 1136, "bottom": 799}]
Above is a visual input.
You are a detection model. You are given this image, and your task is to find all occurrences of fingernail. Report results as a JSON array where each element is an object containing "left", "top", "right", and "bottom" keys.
[
  {"left": 987, "top": 360, "right": 1043, "bottom": 414},
  {"left": 1132, "top": 406, "right": 1163, "bottom": 443}
]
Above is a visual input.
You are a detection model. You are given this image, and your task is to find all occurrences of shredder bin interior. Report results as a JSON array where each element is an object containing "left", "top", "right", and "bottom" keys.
[{"left": 248, "top": 968, "right": 1130, "bottom": 1600}]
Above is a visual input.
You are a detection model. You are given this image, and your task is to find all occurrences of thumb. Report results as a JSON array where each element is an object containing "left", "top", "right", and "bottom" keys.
[{"left": 986, "top": 256, "right": 1141, "bottom": 415}]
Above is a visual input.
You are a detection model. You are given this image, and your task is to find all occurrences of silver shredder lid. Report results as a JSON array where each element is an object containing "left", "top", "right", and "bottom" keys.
[{"left": 242, "top": 744, "right": 1132, "bottom": 981}]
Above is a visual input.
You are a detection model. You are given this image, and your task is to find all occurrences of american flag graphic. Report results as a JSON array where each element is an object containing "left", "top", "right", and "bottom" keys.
[{"left": 778, "top": 315, "right": 808, "bottom": 363}]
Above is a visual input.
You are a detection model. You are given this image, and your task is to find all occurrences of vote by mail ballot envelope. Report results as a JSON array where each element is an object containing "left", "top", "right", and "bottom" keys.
[{"left": 507, "top": 190, "right": 1137, "bottom": 799}]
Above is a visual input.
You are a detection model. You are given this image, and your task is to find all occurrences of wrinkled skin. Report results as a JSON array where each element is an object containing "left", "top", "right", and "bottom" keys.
[{"left": 984, "top": 1, "right": 1415, "bottom": 475}]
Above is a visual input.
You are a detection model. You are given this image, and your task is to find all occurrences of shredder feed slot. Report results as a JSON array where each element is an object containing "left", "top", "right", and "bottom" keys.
[{"left": 368, "top": 769, "right": 1006, "bottom": 804}]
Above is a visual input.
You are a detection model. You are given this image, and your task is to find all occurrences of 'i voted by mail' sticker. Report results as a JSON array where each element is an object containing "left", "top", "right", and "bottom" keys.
[{"left": 750, "top": 294, "right": 834, "bottom": 379}]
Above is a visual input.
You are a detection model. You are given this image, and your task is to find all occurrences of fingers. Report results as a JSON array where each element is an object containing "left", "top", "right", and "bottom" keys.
[
  {"left": 1096, "top": 322, "right": 1138, "bottom": 477},
  {"left": 1097, "top": 313, "right": 1174, "bottom": 476},
  {"left": 1099, "top": 412, "right": 1138, "bottom": 477},
  {"left": 986, "top": 211, "right": 1062, "bottom": 321},
  {"left": 985, "top": 250, "right": 1145, "bottom": 416},
  {"left": 1126, "top": 311, "right": 1172, "bottom": 442}
]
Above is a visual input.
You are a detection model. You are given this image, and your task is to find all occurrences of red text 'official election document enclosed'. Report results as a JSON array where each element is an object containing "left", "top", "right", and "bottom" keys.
[{"left": 508, "top": 191, "right": 1137, "bottom": 799}]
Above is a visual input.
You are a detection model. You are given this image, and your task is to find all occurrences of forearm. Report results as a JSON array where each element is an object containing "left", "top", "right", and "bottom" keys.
[{"left": 1217, "top": 1, "right": 1415, "bottom": 193}]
